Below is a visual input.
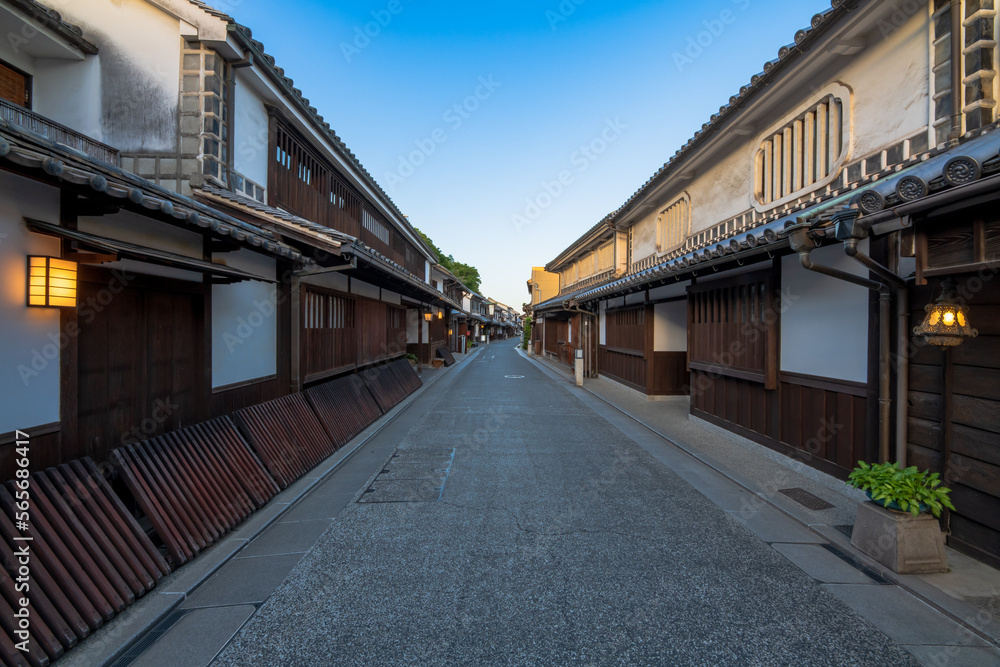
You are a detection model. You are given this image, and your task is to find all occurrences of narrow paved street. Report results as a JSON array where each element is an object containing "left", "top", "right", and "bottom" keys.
[{"left": 191, "top": 341, "right": 919, "bottom": 666}]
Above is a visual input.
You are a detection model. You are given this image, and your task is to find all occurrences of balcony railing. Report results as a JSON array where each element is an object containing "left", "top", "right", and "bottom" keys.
[{"left": 1, "top": 99, "right": 120, "bottom": 166}]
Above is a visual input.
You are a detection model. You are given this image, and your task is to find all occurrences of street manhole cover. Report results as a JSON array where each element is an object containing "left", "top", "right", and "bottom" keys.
[{"left": 505, "top": 375, "right": 524, "bottom": 378}]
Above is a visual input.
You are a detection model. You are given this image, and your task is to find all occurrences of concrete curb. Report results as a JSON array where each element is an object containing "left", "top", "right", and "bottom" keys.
[
  {"left": 516, "top": 347, "right": 1000, "bottom": 650},
  {"left": 62, "top": 348, "right": 484, "bottom": 667}
]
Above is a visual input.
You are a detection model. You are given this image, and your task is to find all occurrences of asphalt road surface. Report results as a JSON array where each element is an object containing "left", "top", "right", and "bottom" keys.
[{"left": 212, "top": 340, "right": 919, "bottom": 666}]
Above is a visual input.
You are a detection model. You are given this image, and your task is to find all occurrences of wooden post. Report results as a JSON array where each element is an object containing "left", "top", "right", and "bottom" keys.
[
  {"left": 417, "top": 306, "right": 424, "bottom": 374},
  {"left": 59, "top": 191, "right": 78, "bottom": 459},
  {"left": 644, "top": 302, "right": 654, "bottom": 395}
]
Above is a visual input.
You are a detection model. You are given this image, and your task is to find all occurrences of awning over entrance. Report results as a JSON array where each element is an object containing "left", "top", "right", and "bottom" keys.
[{"left": 26, "top": 219, "right": 275, "bottom": 283}]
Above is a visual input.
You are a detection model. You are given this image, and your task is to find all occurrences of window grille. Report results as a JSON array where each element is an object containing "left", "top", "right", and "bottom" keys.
[
  {"left": 754, "top": 95, "right": 846, "bottom": 207},
  {"left": 656, "top": 196, "right": 690, "bottom": 254}
]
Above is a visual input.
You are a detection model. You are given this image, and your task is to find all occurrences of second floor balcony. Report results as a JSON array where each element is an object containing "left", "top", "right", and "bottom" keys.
[{"left": 1, "top": 98, "right": 120, "bottom": 166}]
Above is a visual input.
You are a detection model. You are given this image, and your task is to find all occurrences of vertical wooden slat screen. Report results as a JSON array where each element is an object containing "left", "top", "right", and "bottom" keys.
[
  {"left": 606, "top": 306, "right": 645, "bottom": 352},
  {"left": 301, "top": 287, "right": 410, "bottom": 382},
  {"left": 302, "top": 287, "right": 357, "bottom": 382},
  {"left": 234, "top": 393, "right": 336, "bottom": 489},
  {"left": 657, "top": 198, "right": 688, "bottom": 253},
  {"left": 110, "top": 417, "right": 279, "bottom": 565},
  {"left": 687, "top": 271, "right": 777, "bottom": 389},
  {"left": 0, "top": 61, "right": 28, "bottom": 108},
  {"left": 0, "top": 458, "right": 171, "bottom": 665}
]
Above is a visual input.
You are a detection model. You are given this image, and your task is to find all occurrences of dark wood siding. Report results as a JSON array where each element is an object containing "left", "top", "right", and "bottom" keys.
[
  {"left": 599, "top": 346, "right": 645, "bottom": 392},
  {"left": 690, "top": 370, "right": 867, "bottom": 479},
  {"left": 688, "top": 271, "right": 777, "bottom": 389},
  {"left": 300, "top": 285, "right": 407, "bottom": 383},
  {"left": 543, "top": 318, "right": 568, "bottom": 359},
  {"left": 209, "top": 376, "right": 284, "bottom": 418},
  {"left": 650, "top": 351, "right": 689, "bottom": 396},
  {"left": 76, "top": 270, "right": 205, "bottom": 465},
  {"left": 907, "top": 278, "right": 1000, "bottom": 568},
  {"left": 270, "top": 120, "right": 426, "bottom": 276},
  {"left": 0, "top": 423, "right": 61, "bottom": 480}
]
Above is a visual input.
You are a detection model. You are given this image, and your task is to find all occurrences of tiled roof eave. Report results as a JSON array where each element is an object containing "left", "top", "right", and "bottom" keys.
[
  {"left": 0, "top": 119, "right": 310, "bottom": 266},
  {"left": 7, "top": 0, "right": 98, "bottom": 54}
]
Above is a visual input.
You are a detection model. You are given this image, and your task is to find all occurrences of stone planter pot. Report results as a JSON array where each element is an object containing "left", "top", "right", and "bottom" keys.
[{"left": 851, "top": 501, "right": 948, "bottom": 574}]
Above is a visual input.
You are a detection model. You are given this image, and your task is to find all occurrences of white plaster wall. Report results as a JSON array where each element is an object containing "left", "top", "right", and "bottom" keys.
[
  {"left": 0, "top": 29, "right": 35, "bottom": 73},
  {"left": 79, "top": 210, "right": 203, "bottom": 258},
  {"left": 653, "top": 301, "right": 687, "bottom": 352},
  {"left": 842, "top": 11, "right": 929, "bottom": 159},
  {"left": 49, "top": 0, "right": 181, "bottom": 151},
  {"left": 211, "top": 250, "right": 277, "bottom": 388},
  {"left": 233, "top": 69, "right": 270, "bottom": 188},
  {"left": 780, "top": 242, "right": 870, "bottom": 383},
  {"left": 631, "top": 214, "right": 657, "bottom": 263},
  {"left": 406, "top": 309, "right": 429, "bottom": 344},
  {"left": 33, "top": 57, "right": 104, "bottom": 139},
  {"left": 0, "top": 172, "right": 63, "bottom": 431}
]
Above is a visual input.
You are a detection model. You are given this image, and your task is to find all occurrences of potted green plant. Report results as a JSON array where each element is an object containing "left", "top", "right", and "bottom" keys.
[
  {"left": 846, "top": 461, "right": 954, "bottom": 574},
  {"left": 847, "top": 461, "right": 955, "bottom": 517}
]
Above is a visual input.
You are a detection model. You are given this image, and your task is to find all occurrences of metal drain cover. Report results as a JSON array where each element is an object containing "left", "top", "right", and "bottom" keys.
[{"left": 778, "top": 487, "right": 835, "bottom": 511}]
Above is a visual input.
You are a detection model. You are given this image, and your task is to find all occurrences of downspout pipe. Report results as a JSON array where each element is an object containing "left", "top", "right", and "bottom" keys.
[
  {"left": 842, "top": 237, "right": 906, "bottom": 465},
  {"left": 785, "top": 211, "right": 902, "bottom": 465}
]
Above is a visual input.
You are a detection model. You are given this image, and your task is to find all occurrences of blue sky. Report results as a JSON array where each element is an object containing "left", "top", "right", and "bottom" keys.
[{"left": 208, "top": 0, "right": 832, "bottom": 309}]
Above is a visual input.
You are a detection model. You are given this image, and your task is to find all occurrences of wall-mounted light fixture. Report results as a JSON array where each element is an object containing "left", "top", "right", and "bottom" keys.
[
  {"left": 913, "top": 278, "right": 977, "bottom": 347},
  {"left": 437, "top": 310, "right": 443, "bottom": 319},
  {"left": 27, "top": 256, "right": 77, "bottom": 307},
  {"left": 423, "top": 311, "right": 432, "bottom": 322}
]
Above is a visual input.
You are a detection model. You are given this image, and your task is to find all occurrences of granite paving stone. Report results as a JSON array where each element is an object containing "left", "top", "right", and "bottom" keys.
[
  {"left": 212, "top": 342, "right": 921, "bottom": 666},
  {"left": 132, "top": 606, "right": 254, "bottom": 667}
]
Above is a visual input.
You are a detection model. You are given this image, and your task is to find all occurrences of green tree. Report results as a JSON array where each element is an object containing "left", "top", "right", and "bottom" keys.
[{"left": 415, "top": 228, "right": 481, "bottom": 293}]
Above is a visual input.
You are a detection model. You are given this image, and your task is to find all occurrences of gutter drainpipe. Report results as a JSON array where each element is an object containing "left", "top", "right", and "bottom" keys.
[{"left": 786, "top": 209, "right": 903, "bottom": 464}]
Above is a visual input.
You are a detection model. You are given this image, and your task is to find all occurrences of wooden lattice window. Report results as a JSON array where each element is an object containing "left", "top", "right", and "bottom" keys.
[
  {"left": 606, "top": 306, "right": 645, "bottom": 352},
  {"left": 598, "top": 242, "right": 614, "bottom": 271},
  {"left": 362, "top": 208, "right": 391, "bottom": 245},
  {"left": 754, "top": 95, "right": 847, "bottom": 208},
  {"left": 304, "top": 291, "right": 355, "bottom": 329},
  {"left": 0, "top": 60, "right": 29, "bottom": 108},
  {"left": 657, "top": 196, "right": 689, "bottom": 254},
  {"left": 688, "top": 271, "right": 778, "bottom": 389}
]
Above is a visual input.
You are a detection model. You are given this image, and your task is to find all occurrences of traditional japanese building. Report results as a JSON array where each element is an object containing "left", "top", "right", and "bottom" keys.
[{"left": 533, "top": 0, "right": 1000, "bottom": 568}]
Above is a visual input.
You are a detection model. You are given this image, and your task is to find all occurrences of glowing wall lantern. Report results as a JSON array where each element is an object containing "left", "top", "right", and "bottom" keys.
[
  {"left": 423, "top": 311, "right": 432, "bottom": 322},
  {"left": 437, "top": 310, "right": 443, "bottom": 319},
  {"left": 913, "top": 278, "right": 977, "bottom": 347},
  {"left": 27, "top": 256, "right": 77, "bottom": 308}
]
